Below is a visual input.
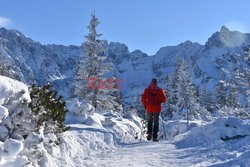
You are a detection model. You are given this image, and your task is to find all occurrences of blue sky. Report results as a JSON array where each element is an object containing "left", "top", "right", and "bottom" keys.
[{"left": 0, "top": 0, "right": 249, "bottom": 55}]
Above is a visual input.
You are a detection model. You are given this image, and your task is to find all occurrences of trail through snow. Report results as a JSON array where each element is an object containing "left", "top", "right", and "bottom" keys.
[{"left": 95, "top": 141, "right": 200, "bottom": 167}]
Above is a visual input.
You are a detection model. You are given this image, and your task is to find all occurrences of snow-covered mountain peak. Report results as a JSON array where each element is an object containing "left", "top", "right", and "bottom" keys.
[
  {"left": 205, "top": 26, "right": 250, "bottom": 49},
  {"left": 220, "top": 25, "right": 231, "bottom": 34},
  {"left": 0, "top": 27, "right": 34, "bottom": 44},
  {"left": 129, "top": 49, "right": 148, "bottom": 60},
  {"left": 155, "top": 40, "right": 203, "bottom": 59},
  {"left": 179, "top": 40, "right": 196, "bottom": 46},
  {"left": 108, "top": 42, "right": 129, "bottom": 54},
  {"left": 177, "top": 40, "right": 203, "bottom": 50}
]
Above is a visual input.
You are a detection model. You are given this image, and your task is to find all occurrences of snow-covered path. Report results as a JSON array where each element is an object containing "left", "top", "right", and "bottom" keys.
[
  {"left": 95, "top": 141, "right": 200, "bottom": 167},
  {"left": 54, "top": 117, "right": 250, "bottom": 167}
]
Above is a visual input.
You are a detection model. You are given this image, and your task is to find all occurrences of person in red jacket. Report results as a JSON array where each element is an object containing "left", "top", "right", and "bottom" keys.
[{"left": 141, "top": 78, "right": 166, "bottom": 141}]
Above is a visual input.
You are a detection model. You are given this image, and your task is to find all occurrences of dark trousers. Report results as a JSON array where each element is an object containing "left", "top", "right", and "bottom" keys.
[{"left": 147, "top": 112, "right": 160, "bottom": 139}]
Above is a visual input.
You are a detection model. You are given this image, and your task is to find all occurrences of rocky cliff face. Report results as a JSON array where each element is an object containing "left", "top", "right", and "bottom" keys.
[{"left": 0, "top": 26, "right": 249, "bottom": 103}]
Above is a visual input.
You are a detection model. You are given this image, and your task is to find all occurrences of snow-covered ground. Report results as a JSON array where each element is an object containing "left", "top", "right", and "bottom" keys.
[
  {"left": 0, "top": 76, "right": 250, "bottom": 167},
  {"left": 94, "top": 117, "right": 250, "bottom": 167},
  {"left": 39, "top": 113, "right": 250, "bottom": 167},
  {"left": 45, "top": 112, "right": 142, "bottom": 167}
]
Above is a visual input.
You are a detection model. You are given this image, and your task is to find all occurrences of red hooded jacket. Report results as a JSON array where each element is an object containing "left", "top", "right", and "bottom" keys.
[{"left": 141, "top": 83, "right": 166, "bottom": 113}]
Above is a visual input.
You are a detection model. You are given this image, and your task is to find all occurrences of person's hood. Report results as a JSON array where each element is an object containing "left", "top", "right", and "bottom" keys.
[{"left": 148, "top": 82, "right": 160, "bottom": 89}]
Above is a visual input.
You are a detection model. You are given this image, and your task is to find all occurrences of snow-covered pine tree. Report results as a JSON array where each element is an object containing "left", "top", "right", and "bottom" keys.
[
  {"left": 161, "top": 78, "right": 173, "bottom": 120},
  {"left": 204, "top": 90, "right": 214, "bottom": 113},
  {"left": 104, "top": 75, "right": 124, "bottom": 115},
  {"left": 110, "top": 88, "right": 124, "bottom": 114},
  {"left": 171, "top": 58, "right": 206, "bottom": 120},
  {"left": 96, "top": 88, "right": 123, "bottom": 115},
  {"left": 179, "top": 60, "right": 197, "bottom": 119},
  {"left": 28, "top": 84, "right": 68, "bottom": 134},
  {"left": 227, "top": 82, "right": 240, "bottom": 109},
  {"left": 215, "top": 80, "right": 227, "bottom": 109},
  {"left": 200, "top": 82, "right": 215, "bottom": 113},
  {"left": 74, "top": 13, "right": 111, "bottom": 112},
  {"left": 214, "top": 49, "right": 249, "bottom": 116},
  {"left": 0, "top": 57, "right": 11, "bottom": 77},
  {"left": 233, "top": 48, "right": 250, "bottom": 111},
  {"left": 167, "top": 56, "right": 182, "bottom": 115}
]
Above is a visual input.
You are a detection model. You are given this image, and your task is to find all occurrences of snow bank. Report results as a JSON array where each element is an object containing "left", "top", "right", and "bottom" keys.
[
  {"left": 66, "top": 98, "right": 94, "bottom": 116},
  {"left": 46, "top": 129, "right": 116, "bottom": 167},
  {"left": 0, "top": 76, "right": 30, "bottom": 166},
  {"left": 171, "top": 117, "right": 250, "bottom": 166},
  {"left": 67, "top": 112, "right": 141, "bottom": 144},
  {"left": 162, "top": 120, "right": 203, "bottom": 140},
  {"left": 0, "top": 139, "right": 28, "bottom": 167},
  {"left": 175, "top": 117, "right": 250, "bottom": 148},
  {"left": 0, "top": 106, "right": 8, "bottom": 123},
  {"left": 50, "top": 111, "right": 141, "bottom": 166},
  {"left": 3, "top": 139, "right": 23, "bottom": 159},
  {"left": 210, "top": 138, "right": 250, "bottom": 166},
  {"left": 0, "top": 76, "right": 30, "bottom": 104}
]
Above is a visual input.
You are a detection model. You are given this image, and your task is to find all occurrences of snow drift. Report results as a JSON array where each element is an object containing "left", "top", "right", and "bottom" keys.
[{"left": 175, "top": 117, "right": 250, "bottom": 148}]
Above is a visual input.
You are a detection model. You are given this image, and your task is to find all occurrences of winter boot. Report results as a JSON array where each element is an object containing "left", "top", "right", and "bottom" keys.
[
  {"left": 147, "top": 134, "right": 152, "bottom": 141},
  {"left": 153, "top": 138, "right": 158, "bottom": 142},
  {"left": 152, "top": 133, "right": 158, "bottom": 142}
]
